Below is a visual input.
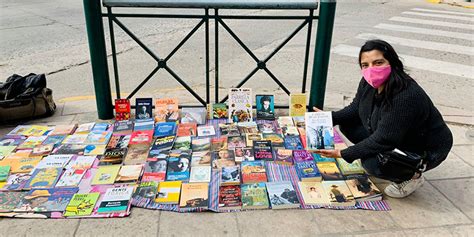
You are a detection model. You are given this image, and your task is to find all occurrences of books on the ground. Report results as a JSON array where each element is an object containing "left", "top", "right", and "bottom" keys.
[
  {"left": 237, "top": 121, "right": 259, "bottom": 134},
  {"left": 211, "top": 150, "right": 236, "bottom": 169},
  {"left": 42, "top": 135, "right": 67, "bottom": 147},
  {"left": 52, "top": 144, "right": 86, "bottom": 155},
  {"left": 123, "top": 144, "right": 149, "bottom": 165},
  {"left": 153, "top": 122, "right": 177, "bottom": 137},
  {"left": 116, "top": 165, "right": 143, "bottom": 183},
  {"left": 282, "top": 126, "right": 299, "bottom": 137},
  {"left": 115, "top": 99, "right": 131, "bottom": 121},
  {"left": 129, "top": 130, "right": 153, "bottom": 145},
  {"left": 242, "top": 148, "right": 255, "bottom": 161},
  {"left": 305, "top": 112, "right": 335, "bottom": 150},
  {"left": 75, "top": 122, "right": 95, "bottom": 134},
  {"left": 234, "top": 147, "right": 245, "bottom": 163},
  {"left": 345, "top": 175, "right": 382, "bottom": 201},
  {"left": 179, "top": 182, "right": 209, "bottom": 209},
  {"left": 0, "top": 136, "right": 26, "bottom": 146},
  {"left": 298, "top": 127, "right": 307, "bottom": 149},
  {"left": 149, "top": 136, "right": 175, "bottom": 156},
  {"left": 91, "top": 165, "right": 121, "bottom": 185},
  {"left": 62, "top": 134, "right": 88, "bottom": 145},
  {"left": 209, "top": 103, "right": 228, "bottom": 119},
  {"left": 85, "top": 131, "right": 112, "bottom": 145},
  {"left": 298, "top": 182, "right": 330, "bottom": 206},
  {"left": 107, "top": 135, "right": 131, "bottom": 149},
  {"left": 228, "top": 88, "right": 252, "bottom": 123},
  {"left": 293, "top": 150, "right": 314, "bottom": 163},
  {"left": 253, "top": 140, "right": 273, "bottom": 160},
  {"left": 172, "top": 136, "right": 191, "bottom": 151},
  {"left": 190, "top": 151, "right": 212, "bottom": 167},
  {"left": 241, "top": 183, "right": 269, "bottom": 209},
  {"left": 2, "top": 173, "right": 30, "bottom": 191},
  {"left": 181, "top": 107, "right": 207, "bottom": 125},
  {"left": 99, "top": 148, "right": 127, "bottom": 165},
  {"left": 0, "top": 146, "right": 16, "bottom": 159},
  {"left": 277, "top": 116, "right": 294, "bottom": 127},
  {"left": 64, "top": 193, "right": 100, "bottom": 217},
  {"left": 0, "top": 166, "right": 10, "bottom": 182},
  {"left": 189, "top": 166, "right": 211, "bottom": 183},
  {"left": 262, "top": 133, "right": 284, "bottom": 146},
  {"left": 49, "top": 124, "right": 77, "bottom": 136},
  {"left": 295, "top": 161, "right": 322, "bottom": 182},
  {"left": 317, "top": 162, "right": 344, "bottom": 180},
  {"left": 91, "top": 123, "right": 110, "bottom": 133},
  {"left": 218, "top": 185, "right": 242, "bottom": 210},
  {"left": 274, "top": 149, "right": 293, "bottom": 165},
  {"left": 112, "top": 120, "right": 134, "bottom": 135},
  {"left": 0, "top": 156, "right": 42, "bottom": 173},
  {"left": 211, "top": 137, "right": 228, "bottom": 151},
  {"left": 156, "top": 181, "right": 182, "bottom": 204},
  {"left": 177, "top": 123, "right": 197, "bottom": 137},
  {"left": 136, "top": 98, "right": 153, "bottom": 120},
  {"left": 258, "top": 122, "right": 277, "bottom": 134},
  {"left": 16, "top": 187, "right": 78, "bottom": 212},
  {"left": 336, "top": 158, "right": 365, "bottom": 175},
  {"left": 142, "top": 158, "right": 167, "bottom": 182},
  {"left": 22, "top": 125, "right": 51, "bottom": 137},
  {"left": 312, "top": 153, "right": 336, "bottom": 163},
  {"left": 65, "top": 155, "right": 96, "bottom": 170},
  {"left": 166, "top": 157, "right": 190, "bottom": 181},
  {"left": 83, "top": 144, "right": 107, "bottom": 156},
  {"left": 35, "top": 154, "right": 73, "bottom": 170},
  {"left": 293, "top": 116, "right": 305, "bottom": 128},
  {"left": 132, "top": 181, "right": 158, "bottom": 200},
  {"left": 191, "top": 137, "right": 211, "bottom": 152},
  {"left": 18, "top": 136, "right": 47, "bottom": 149},
  {"left": 227, "top": 136, "right": 246, "bottom": 149},
  {"left": 55, "top": 168, "right": 86, "bottom": 187},
  {"left": 0, "top": 192, "right": 27, "bottom": 212},
  {"left": 289, "top": 93, "right": 306, "bottom": 117},
  {"left": 24, "top": 167, "right": 62, "bottom": 189},
  {"left": 266, "top": 181, "right": 300, "bottom": 209},
  {"left": 134, "top": 118, "right": 155, "bottom": 132},
  {"left": 197, "top": 125, "right": 216, "bottom": 137},
  {"left": 284, "top": 135, "right": 303, "bottom": 150},
  {"left": 321, "top": 180, "right": 356, "bottom": 207},
  {"left": 221, "top": 166, "right": 240, "bottom": 185},
  {"left": 241, "top": 160, "right": 267, "bottom": 183},
  {"left": 97, "top": 186, "right": 134, "bottom": 213},
  {"left": 31, "top": 144, "right": 54, "bottom": 157},
  {"left": 245, "top": 133, "right": 263, "bottom": 147},
  {"left": 218, "top": 123, "right": 240, "bottom": 136},
  {"left": 256, "top": 94, "right": 275, "bottom": 120}
]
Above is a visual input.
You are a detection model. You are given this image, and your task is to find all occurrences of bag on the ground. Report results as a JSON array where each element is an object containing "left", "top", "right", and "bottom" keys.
[
  {"left": 377, "top": 149, "right": 426, "bottom": 181},
  {"left": 0, "top": 73, "right": 56, "bottom": 122}
]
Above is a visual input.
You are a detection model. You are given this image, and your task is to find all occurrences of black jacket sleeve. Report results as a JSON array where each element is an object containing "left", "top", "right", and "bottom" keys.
[{"left": 332, "top": 79, "right": 366, "bottom": 125}]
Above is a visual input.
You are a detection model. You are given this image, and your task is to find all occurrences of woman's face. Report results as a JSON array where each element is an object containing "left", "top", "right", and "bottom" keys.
[{"left": 360, "top": 50, "right": 389, "bottom": 69}]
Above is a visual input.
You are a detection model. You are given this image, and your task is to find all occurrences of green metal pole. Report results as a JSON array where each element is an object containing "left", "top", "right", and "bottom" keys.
[
  {"left": 309, "top": 0, "right": 336, "bottom": 110},
  {"left": 83, "top": 0, "right": 114, "bottom": 119}
]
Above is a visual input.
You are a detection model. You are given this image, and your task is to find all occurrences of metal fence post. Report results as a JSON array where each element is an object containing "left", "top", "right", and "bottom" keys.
[
  {"left": 309, "top": 0, "right": 336, "bottom": 110},
  {"left": 83, "top": 0, "right": 114, "bottom": 119}
]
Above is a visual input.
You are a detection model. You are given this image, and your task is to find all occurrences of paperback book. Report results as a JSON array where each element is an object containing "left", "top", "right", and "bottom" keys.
[
  {"left": 190, "top": 151, "right": 212, "bottom": 167},
  {"left": 197, "top": 125, "right": 216, "bottom": 137},
  {"left": 24, "top": 167, "right": 63, "bottom": 189},
  {"left": 166, "top": 157, "right": 190, "bottom": 181},
  {"left": 99, "top": 148, "right": 127, "bottom": 166},
  {"left": 189, "top": 166, "right": 211, "bottom": 183},
  {"left": 97, "top": 186, "right": 134, "bottom": 213},
  {"left": 135, "top": 98, "right": 153, "bottom": 120},
  {"left": 321, "top": 180, "right": 356, "bottom": 207},
  {"left": 55, "top": 169, "right": 87, "bottom": 187},
  {"left": 191, "top": 137, "right": 211, "bottom": 152},
  {"left": 42, "top": 135, "right": 66, "bottom": 147},
  {"left": 211, "top": 150, "right": 236, "bottom": 169},
  {"left": 172, "top": 136, "right": 191, "bottom": 151},
  {"left": 0, "top": 192, "right": 27, "bottom": 212},
  {"left": 64, "top": 193, "right": 100, "bottom": 217},
  {"left": 179, "top": 183, "right": 209, "bottom": 209},
  {"left": 149, "top": 136, "right": 175, "bottom": 156},
  {"left": 237, "top": 121, "right": 259, "bottom": 134},
  {"left": 293, "top": 150, "right": 314, "bottom": 163},
  {"left": 123, "top": 144, "right": 149, "bottom": 165},
  {"left": 241, "top": 183, "right": 269, "bottom": 209},
  {"left": 156, "top": 181, "right": 182, "bottom": 204},
  {"left": 49, "top": 124, "right": 77, "bottom": 136},
  {"left": 228, "top": 88, "right": 252, "bottom": 123},
  {"left": 210, "top": 137, "right": 228, "bottom": 151},
  {"left": 298, "top": 182, "right": 330, "bottom": 206},
  {"left": 345, "top": 175, "right": 382, "bottom": 201},
  {"left": 142, "top": 159, "right": 167, "bottom": 182},
  {"left": 256, "top": 94, "right": 275, "bottom": 120},
  {"left": 91, "top": 165, "right": 121, "bottom": 185},
  {"left": 129, "top": 130, "right": 153, "bottom": 145},
  {"left": 177, "top": 123, "right": 197, "bottom": 137},
  {"left": 317, "top": 162, "right": 344, "bottom": 180},
  {"left": 115, "top": 165, "right": 143, "bottom": 183},
  {"left": 132, "top": 181, "right": 158, "bottom": 200},
  {"left": 153, "top": 122, "right": 177, "bottom": 137},
  {"left": 83, "top": 144, "right": 107, "bottom": 156},
  {"left": 209, "top": 103, "right": 228, "bottom": 119},
  {"left": 181, "top": 107, "right": 207, "bottom": 125},
  {"left": 289, "top": 93, "right": 306, "bottom": 117},
  {"left": 106, "top": 135, "right": 131, "bottom": 149},
  {"left": 115, "top": 99, "right": 131, "bottom": 121},
  {"left": 266, "top": 181, "right": 300, "bottom": 209},
  {"left": 241, "top": 160, "right": 267, "bottom": 183},
  {"left": 227, "top": 136, "right": 246, "bottom": 149},
  {"left": 75, "top": 122, "right": 95, "bottom": 134},
  {"left": 112, "top": 121, "right": 134, "bottom": 135},
  {"left": 284, "top": 135, "right": 303, "bottom": 150},
  {"left": 305, "top": 112, "right": 335, "bottom": 150},
  {"left": 16, "top": 187, "right": 78, "bottom": 212},
  {"left": 155, "top": 98, "right": 179, "bottom": 122},
  {"left": 218, "top": 185, "right": 242, "bottom": 210},
  {"left": 245, "top": 133, "right": 263, "bottom": 147},
  {"left": 253, "top": 140, "right": 273, "bottom": 160},
  {"left": 221, "top": 166, "right": 240, "bottom": 186},
  {"left": 295, "top": 161, "right": 322, "bottom": 182},
  {"left": 218, "top": 123, "right": 240, "bottom": 136},
  {"left": 274, "top": 148, "right": 293, "bottom": 165},
  {"left": 85, "top": 131, "right": 112, "bottom": 145}
]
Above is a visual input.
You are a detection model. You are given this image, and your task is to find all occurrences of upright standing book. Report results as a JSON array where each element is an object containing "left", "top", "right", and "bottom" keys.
[
  {"left": 115, "top": 99, "right": 131, "bottom": 121},
  {"left": 136, "top": 98, "right": 153, "bottom": 120},
  {"left": 305, "top": 112, "right": 335, "bottom": 150},
  {"left": 289, "top": 93, "right": 306, "bottom": 117},
  {"left": 256, "top": 94, "right": 275, "bottom": 120},
  {"left": 228, "top": 88, "right": 252, "bottom": 123},
  {"left": 181, "top": 107, "right": 207, "bottom": 125}
]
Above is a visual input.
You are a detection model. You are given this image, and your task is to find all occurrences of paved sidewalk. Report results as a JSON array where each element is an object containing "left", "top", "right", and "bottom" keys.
[{"left": 0, "top": 96, "right": 472, "bottom": 237}]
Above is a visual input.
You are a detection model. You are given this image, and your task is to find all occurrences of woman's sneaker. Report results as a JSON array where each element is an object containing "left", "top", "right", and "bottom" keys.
[{"left": 384, "top": 175, "right": 425, "bottom": 198}]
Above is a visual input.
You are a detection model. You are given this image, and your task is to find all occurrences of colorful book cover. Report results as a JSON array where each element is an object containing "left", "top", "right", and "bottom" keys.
[
  {"left": 210, "top": 137, "right": 228, "bottom": 151},
  {"left": 227, "top": 136, "right": 246, "bottom": 149},
  {"left": 257, "top": 122, "right": 277, "bottom": 134},
  {"left": 65, "top": 155, "right": 96, "bottom": 170},
  {"left": 176, "top": 123, "right": 197, "bottom": 137},
  {"left": 0, "top": 192, "right": 27, "bottom": 212},
  {"left": 52, "top": 144, "right": 86, "bottom": 155},
  {"left": 123, "top": 144, "right": 149, "bottom": 165},
  {"left": 74, "top": 122, "right": 95, "bottom": 134},
  {"left": 42, "top": 135, "right": 66, "bottom": 147},
  {"left": 211, "top": 150, "right": 236, "bottom": 169},
  {"left": 22, "top": 125, "right": 51, "bottom": 137},
  {"left": 293, "top": 116, "right": 305, "bottom": 127},
  {"left": 2, "top": 173, "right": 31, "bottom": 191},
  {"left": 142, "top": 159, "right": 167, "bottom": 182},
  {"left": 245, "top": 133, "right": 263, "bottom": 147},
  {"left": 191, "top": 137, "right": 211, "bottom": 152},
  {"left": 135, "top": 98, "right": 153, "bottom": 120},
  {"left": 16, "top": 188, "right": 78, "bottom": 212},
  {"left": 154, "top": 103, "right": 168, "bottom": 123},
  {"left": 83, "top": 144, "right": 107, "bottom": 156},
  {"left": 221, "top": 166, "right": 240, "bottom": 185},
  {"left": 295, "top": 161, "right": 322, "bottom": 182},
  {"left": 317, "top": 162, "right": 344, "bottom": 180},
  {"left": 293, "top": 150, "right": 314, "bottom": 163},
  {"left": 17, "top": 136, "right": 47, "bottom": 149},
  {"left": 0, "top": 166, "right": 10, "bottom": 182},
  {"left": 85, "top": 131, "right": 112, "bottom": 145},
  {"left": 305, "top": 112, "right": 335, "bottom": 150},
  {"left": 172, "top": 136, "right": 191, "bottom": 151},
  {"left": 6, "top": 125, "right": 32, "bottom": 137},
  {"left": 129, "top": 130, "right": 153, "bottom": 145},
  {"left": 35, "top": 154, "right": 74, "bottom": 169},
  {"left": 262, "top": 133, "right": 284, "bottom": 146},
  {"left": 298, "top": 127, "right": 307, "bottom": 149},
  {"left": 289, "top": 93, "right": 307, "bottom": 117},
  {"left": 99, "top": 148, "right": 127, "bottom": 165},
  {"left": 210, "top": 103, "right": 228, "bottom": 119},
  {"left": 0, "top": 136, "right": 26, "bottom": 146},
  {"left": 0, "top": 146, "right": 16, "bottom": 158},
  {"left": 115, "top": 165, "right": 143, "bottom": 183},
  {"left": 256, "top": 94, "right": 275, "bottom": 120},
  {"left": 274, "top": 149, "right": 293, "bottom": 165},
  {"left": 218, "top": 123, "right": 240, "bottom": 136},
  {"left": 228, "top": 88, "right": 252, "bottom": 123},
  {"left": 321, "top": 180, "right": 356, "bottom": 207},
  {"left": 277, "top": 116, "right": 294, "bottom": 127},
  {"left": 237, "top": 121, "right": 259, "bottom": 134},
  {"left": 115, "top": 98, "right": 131, "bottom": 121},
  {"left": 156, "top": 181, "right": 182, "bottom": 204},
  {"left": 241, "top": 160, "right": 267, "bottom": 183},
  {"left": 134, "top": 118, "right": 155, "bottom": 132},
  {"left": 56, "top": 168, "right": 87, "bottom": 187},
  {"left": 241, "top": 183, "right": 269, "bottom": 209},
  {"left": 181, "top": 107, "right": 207, "bottom": 125},
  {"left": 218, "top": 185, "right": 242, "bottom": 210},
  {"left": 179, "top": 183, "right": 209, "bottom": 209},
  {"left": 298, "top": 182, "right": 330, "bottom": 205},
  {"left": 132, "top": 181, "right": 158, "bottom": 200},
  {"left": 266, "top": 181, "right": 300, "bottom": 209},
  {"left": 284, "top": 135, "right": 303, "bottom": 150},
  {"left": 155, "top": 98, "right": 179, "bottom": 122},
  {"left": 62, "top": 134, "right": 88, "bottom": 145},
  {"left": 49, "top": 125, "right": 77, "bottom": 136},
  {"left": 107, "top": 134, "right": 131, "bottom": 149},
  {"left": 24, "top": 167, "right": 63, "bottom": 189},
  {"left": 282, "top": 126, "right": 299, "bottom": 137},
  {"left": 242, "top": 148, "right": 255, "bottom": 161},
  {"left": 345, "top": 175, "right": 382, "bottom": 201},
  {"left": 63, "top": 193, "right": 100, "bottom": 217},
  {"left": 190, "top": 151, "right": 212, "bottom": 167},
  {"left": 166, "top": 157, "right": 190, "bottom": 181},
  {"left": 189, "top": 166, "right": 211, "bottom": 183},
  {"left": 197, "top": 125, "right": 216, "bottom": 137},
  {"left": 234, "top": 147, "right": 245, "bottom": 163},
  {"left": 149, "top": 136, "right": 175, "bottom": 157},
  {"left": 91, "top": 165, "right": 121, "bottom": 185},
  {"left": 1, "top": 156, "right": 42, "bottom": 174},
  {"left": 91, "top": 123, "right": 110, "bottom": 133},
  {"left": 112, "top": 120, "right": 134, "bottom": 135},
  {"left": 253, "top": 140, "right": 273, "bottom": 160},
  {"left": 153, "top": 122, "right": 177, "bottom": 137},
  {"left": 97, "top": 186, "right": 134, "bottom": 213},
  {"left": 336, "top": 158, "right": 365, "bottom": 175}
]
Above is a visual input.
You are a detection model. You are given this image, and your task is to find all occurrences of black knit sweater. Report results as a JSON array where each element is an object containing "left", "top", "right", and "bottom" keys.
[{"left": 333, "top": 79, "right": 453, "bottom": 167}]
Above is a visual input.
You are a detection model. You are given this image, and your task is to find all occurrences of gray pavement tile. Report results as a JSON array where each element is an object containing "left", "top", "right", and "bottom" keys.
[
  {"left": 235, "top": 209, "right": 320, "bottom": 236},
  {"left": 312, "top": 209, "right": 398, "bottom": 235},
  {"left": 423, "top": 153, "right": 473, "bottom": 181},
  {"left": 449, "top": 125, "right": 474, "bottom": 146},
  {"left": 430, "top": 178, "right": 474, "bottom": 220},
  {"left": 70, "top": 112, "right": 110, "bottom": 124},
  {"left": 158, "top": 211, "right": 239, "bottom": 237},
  {"left": 451, "top": 145, "right": 474, "bottom": 167},
  {"left": 351, "top": 230, "right": 407, "bottom": 237},
  {"left": 402, "top": 224, "right": 474, "bottom": 237},
  {"left": 386, "top": 182, "right": 471, "bottom": 229},
  {"left": 0, "top": 218, "right": 79, "bottom": 237},
  {"left": 62, "top": 100, "right": 98, "bottom": 116},
  {"left": 75, "top": 208, "right": 160, "bottom": 237}
]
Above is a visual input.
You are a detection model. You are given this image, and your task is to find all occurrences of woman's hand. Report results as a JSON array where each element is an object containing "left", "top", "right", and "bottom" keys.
[
  {"left": 312, "top": 107, "right": 323, "bottom": 112},
  {"left": 314, "top": 149, "right": 342, "bottom": 158}
]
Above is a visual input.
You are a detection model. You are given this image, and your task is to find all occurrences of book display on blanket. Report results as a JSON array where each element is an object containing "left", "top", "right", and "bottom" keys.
[{"left": 0, "top": 91, "right": 390, "bottom": 219}]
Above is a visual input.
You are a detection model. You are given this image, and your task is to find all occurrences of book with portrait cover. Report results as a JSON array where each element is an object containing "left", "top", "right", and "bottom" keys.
[
  {"left": 153, "top": 122, "right": 177, "bottom": 138},
  {"left": 218, "top": 123, "right": 240, "bottom": 136},
  {"left": 112, "top": 120, "right": 134, "bottom": 135},
  {"left": 305, "top": 112, "right": 335, "bottom": 150},
  {"left": 289, "top": 93, "right": 306, "bottom": 117},
  {"left": 115, "top": 99, "right": 131, "bottom": 121},
  {"left": 142, "top": 158, "right": 167, "bottom": 182},
  {"left": 274, "top": 148, "right": 293, "bottom": 165},
  {"left": 107, "top": 134, "right": 131, "bottom": 149},
  {"left": 228, "top": 88, "right": 252, "bottom": 123},
  {"left": 317, "top": 162, "right": 344, "bottom": 180},
  {"left": 266, "top": 181, "right": 300, "bottom": 209},
  {"left": 295, "top": 161, "right": 322, "bottom": 182},
  {"left": 179, "top": 182, "right": 209, "bottom": 210},
  {"left": 241, "top": 160, "right": 267, "bottom": 183},
  {"left": 321, "top": 180, "right": 356, "bottom": 207},
  {"left": 241, "top": 183, "right": 269, "bottom": 209},
  {"left": 155, "top": 181, "right": 182, "bottom": 204},
  {"left": 189, "top": 166, "right": 211, "bottom": 183},
  {"left": 227, "top": 136, "right": 246, "bottom": 150},
  {"left": 345, "top": 175, "right": 382, "bottom": 201},
  {"left": 284, "top": 135, "right": 303, "bottom": 150},
  {"left": 181, "top": 107, "right": 207, "bottom": 125},
  {"left": 256, "top": 94, "right": 275, "bottom": 120},
  {"left": 99, "top": 148, "right": 127, "bottom": 166},
  {"left": 97, "top": 186, "right": 134, "bottom": 213},
  {"left": 221, "top": 166, "right": 240, "bottom": 186},
  {"left": 135, "top": 98, "right": 153, "bottom": 120},
  {"left": 257, "top": 122, "right": 277, "bottom": 134},
  {"left": 166, "top": 157, "right": 190, "bottom": 181},
  {"left": 211, "top": 150, "right": 236, "bottom": 169},
  {"left": 191, "top": 151, "right": 212, "bottom": 167},
  {"left": 298, "top": 182, "right": 330, "bottom": 206},
  {"left": 177, "top": 123, "right": 197, "bottom": 137},
  {"left": 253, "top": 140, "right": 273, "bottom": 160},
  {"left": 219, "top": 185, "right": 242, "bottom": 210},
  {"left": 24, "top": 167, "right": 63, "bottom": 189},
  {"left": 63, "top": 193, "right": 100, "bottom": 217}
]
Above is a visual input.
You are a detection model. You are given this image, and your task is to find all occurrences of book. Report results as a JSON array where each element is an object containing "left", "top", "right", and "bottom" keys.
[
  {"left": 218, "top": 123, "right": 240, "bottom": 136},
  {"left": 242, "top": 148, "right": 255, "bottom": 161},
  {"left": 317, "top": 162, "right": 344, "bottom": 180},
  {"left": 49, "top": 124, "right": 77, "bottom": 136},
  {"left": 298, "top": 127, "right": 307, "bottom": 149},
  {"left": 245, "top": 133, "right": 263, "bottom": 147},
  {"left": 0, "top": 146, "right": 16, "bottom": 158},
  {"left": 0, "top": 136, "right": 26, "bottom": 146},
  {"left": 74, "top": 122, "right": 95, "bottom": 134},
  {"left": 0, "top": 156, "right": 42, "bottom": 174},
  {"left": 0, "top": 192, "right": 27, "bottom": 212},
  {"left": 197, "top": 125, "right": 216, "bottom": 137},
  {"left": 115, "top": 98, "right": 131, "bottom": 120},
  {"left": 322, "top": 181, "right": 356, "bottom": 207},
  {"left": 211, "top": 150, "right": 236, "bottom": 169},
  {"left": 228, "top": 88, "right": 252, "bottom": 123},
  {"left": 52, "top": 144, "right": 86, "bottom": 155},
  {"left": 166, "top": 156, "right": 190, "bottom": 181},
  {"left": 237, "top": 121, "right": 259, "bottom": 134},
  {"left": 83, "top": 144, "right": 107, "bottom": 156},
  {"left": 179, "top": 183, "right": 209, "bottom": 209},
  {"left": 284, "top": 135, "right": 303, "bottom": 150},
  {"left": 112, "top": 120, "right": 134, "bottom": 135},
  {"left": 221, "top": 166, "right": 240, "bottom": 185},
  {"left": 24, "top": 167, "right": 63, "bottom": 189},
  {"left": 149, "top": 136, "right": 175, "bottom": 156},
  {"left": 277, "top": 116, "right": 294, "bottom": 127},
  {"left": 257, "top": 122, "right": 277, "bottom": 134},
  {"left": 91, "top": 165, "right": 121, "bottom": 185},
  {"left": 210, "top": 137, "right": 228, "bottom": 151},
  {"left": 97, "top": 186, "right": 134, "bottom": 213},
  {"left": 132, "top": 181, "right": 158, "bottom": 200},
  {"left": 65, "top": 155, "right": 96, "bottom": 170},
  {"left": 253, "top": 140, "right": 273, "bottom": 160},
  {"left": 295, "top": 161, "right": 322, "bottom": 182},
  {"left": 35, "top": 154, "right": 74, "bottom": 170},
  {"left": 234, "top": 147, "right": 245, "bottom": 163},
  {"left": 17, "top": 136, "right": 47, "bottom": 149},
  {"left": 0, "top": 166, "right": 10, "bottom": 182},
  {"left": 55, "top": 168, "right": 87, "bottom": 187},
  {"left": 292, "top": 150, "right": 314, "bottom": 163},
  {"left": 293, "top": 116, "right": 305, "bottom": 128},
  {"left": 282, "top": 126, "right": 299, "bottom": 137},
  {"left": 107, "top": 134, "right": 131, "bottom": 149},
  {"left": 172, "top": 136, "right": 191, "bottom": 150},
  {"left": 2, "top": 173, "right": 30, "bottom": 191},
  {"left": 123, "top": 144, "right": 149, "bottom": 165},
  {"left": 115, "top": 165, "right": 143, "bottom": 183},
  {"left": 16, "top": 188, "right": 78, "bottom": 212},
  {"left": 190, "top": 151, "right": 212, "bottom": 167},
  {"left": 209, "top": 103, "right": 228, "bottom": 119},
  {"left": 181, "top": 107, "right": 207, "bottom": 125},
  {"left": 42, "top": 135, "right": 66, "bottom": 147},
  {"left": 155, "top": 98, "right": 179, "bottom": 122},
  {"left": 63, "top": 193, "right": 100, "bottom": 217},
  {"left": 191, "top": 137, "right": 211, "bottom": 152},
  {"left": 22, "top": 125, "right": 51, "bottom": 137},
  {"left": 85, "top": 131, "right": 112, "bottom": 145},
  {"left": 91, "top": 123, "right": 109, "bottom": 133},
  {"left": 153, "top": 122, "right": 177, "bottom": 137},
  {"left": 176, "top": 123, "right": 197, "bottom": 137},
  {"left": 155, "top": 181, "right": 182, "bottom": 204},
  {"left": 241, "top": 160, "right": 267, "bottom": 183},
  {"left": 255, "top": 94, "right": 275, "bottom": 120},
  {"left": 218, "top": 185, "right": 242, "bottom": 210},
  {"left": 142, "top": 159, "right": 167, "bottom": 182},
  {"left": 289, "top": 93, "right": 306, "bottom": 117},
  {"left": 274, "top": 149, "right": 293, "bottom": 165},
  {"left": 227, "top": 136, "right": 246, "bottom": 149},
  {"left": 6, "top": 125, "right": 32, "bottom": 137},
  {"left": 99, "top": 148, "right": 127, "bottom": 165},
  {"left": 305, "top": 112, "right": 335, "bottom": 150},
  {"left": 298, "top": 182, "right": 330, "bottom": 206},
  {"left": 241, "top": 183, "right": 269, "bottom": 209},
  {"left": 336, "top": 158, "right": 365, "bottom": 175},
  {"left": 129, "top": 130, "right": 153, "bottom": 145},
  {"left": 62, "top": 134, "right": 88, "bottom": 145},
  {"left": 266, "top": 181, "right": 300, "bottom": 209},
  {"left": 345, "top": 175, "right": 382, "bottom": 201},
  {"left": 262, "top": 133, "right": 284, "bottom": 146},
  {"left": 135, "top": 98, "right": 153, "bottom": 120},
  {"left": 134, "top": 118, "right": 155, "bottom": 132},
  {"left": 189, "top": 166, "right": 211, "bottom": 183}
]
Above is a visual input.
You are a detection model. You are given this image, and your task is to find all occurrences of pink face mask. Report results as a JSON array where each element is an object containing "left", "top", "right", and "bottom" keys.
[{"left": 362, "top": 65, "right": 392, "bottom": 89}]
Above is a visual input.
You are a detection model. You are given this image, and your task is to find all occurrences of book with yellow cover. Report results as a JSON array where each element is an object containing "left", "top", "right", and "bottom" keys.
[
  {"left": 179, "top": 182, "right": 209, "bottom": 209},
  {"left": 298, "top": 181, "right": 330, "bottom": 206},
  {"left": 91, "top": 165, "right": 121, "bottom": 185},
  {"left": 322, "top": 180, "right": 356, "bottom": 207},
  {"left": 24, "top": 167, "right": 62, "bottom": 189},
  {"left": 155, "top": 181, "right": 182, "bottom": 204},
  {"left": 22, "top": 125, "right": 51, "bottom": 137},
  {"left": 0, "top": 156, "right": 42, "bottom": 173},
  {"left": 115, "top": 165, "right": 143, "bottom": 183},
  {"left": 336, "top": 158, "right": 365, "bottom": 176},
  {"left": 289, "top": 93, "right": 306, "bottom": 117},
  {"left": 316, "top": 162, "right": 344, "bottom": 180}
]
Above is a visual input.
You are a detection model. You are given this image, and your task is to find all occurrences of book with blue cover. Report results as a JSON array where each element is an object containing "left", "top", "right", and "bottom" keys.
[
  {"left": 166, "top": 157, "right": 190, "bottom": 181},
  {"left": 154, "top": 122, "right": 177, "bottom": 137},
  {"left": 312, "top": 153, "right": 336, "bottom": 163},
  {"left": 134, "top": 118, "right": 155, "bottom": 131},
  {"left": 284, "top": 135, "right": 303, "bottom": 150},
  {"left": 149, "top": 136, "right": 175, "bottom": 157},
  {"left": 15, "top": 187, "right": 79, "bottom": 212},
  {"left": 295, "top": 161, "right": 322, "bottom": 182}
]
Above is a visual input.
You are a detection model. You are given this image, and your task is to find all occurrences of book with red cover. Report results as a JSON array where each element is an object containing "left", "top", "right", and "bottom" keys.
[
  {"left": 218, "top": 185, "right": 242, "bottom": 210},
  {"left": 241, "top": 160, "right": 267, "bottom": 183},
  {"left": 129, "top": 130, "right": 153, "bottom": 145},
  {"left": 176, "top": 123, "right": 197, "bottom": 137},
  {"left": 115, "top": 99, "right": 131, "bottom": 121},
  {"left": 297, "top": 127, "right": 307, "bottom": 149}
]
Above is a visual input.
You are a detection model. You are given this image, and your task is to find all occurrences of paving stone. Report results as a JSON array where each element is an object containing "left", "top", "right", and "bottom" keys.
[
  {"left": 62, "top": 100, "right": 98, "bottom": 115},
  {"left": 431, "top": 178, "right": 474, "bottom": 220},
  {"left": 158, "top": 211, "right": 239, "bottom": 237},
  {"left": 448, "top": 125, "right": 474, "bottom": 146},
  {"left": 352, "top": 230, "right": 407, "bottom": 237},
  {"left": 75, "top": 208, "right": 160, "bottom": 237},
  {"left": 386, "top": 182, "right": 471, "bottom": 229},
  {"left": 424, "top": 153, "right": 473, "bottom": 181},
  {"left": 451, "top": 145, "right": 474, "bottom": 167},
  {"left": 235, "top": 209, "right": 320, "bottom": 236},
  {"left": 402, "top": 224, "right": 474, "bottom": 237},
  {"left": 0, "top": 218, "right": 79, "bottom": 237}
]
